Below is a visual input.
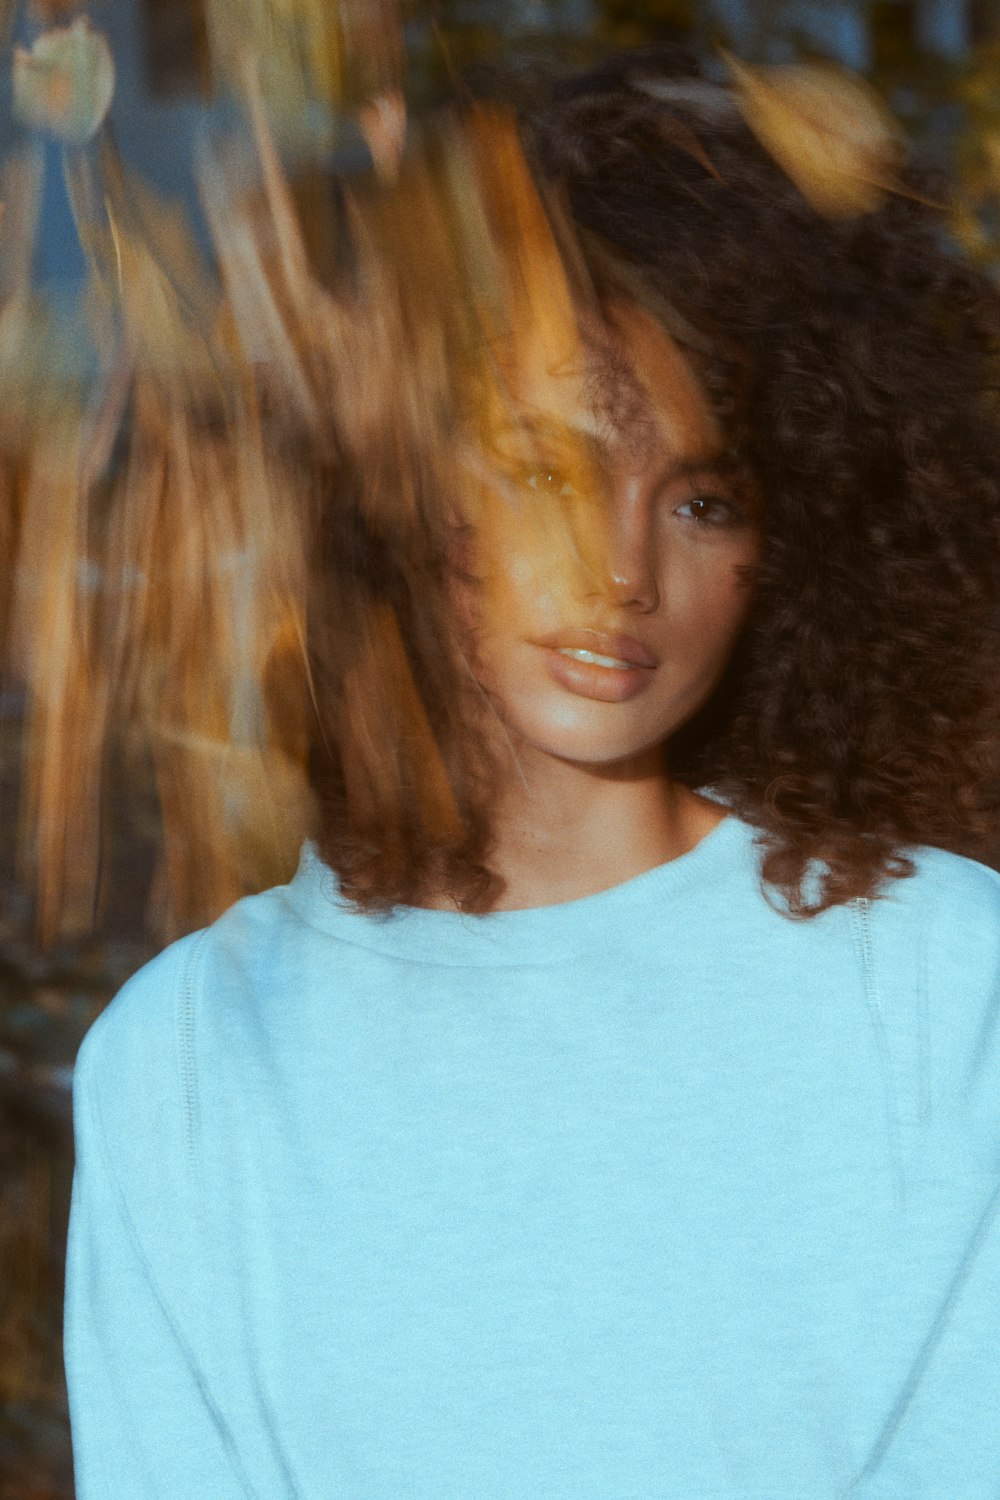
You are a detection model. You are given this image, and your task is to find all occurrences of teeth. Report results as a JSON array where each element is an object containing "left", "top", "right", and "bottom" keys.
[{"left": 557, "top": 647, "right": 634, "bottom": 669}]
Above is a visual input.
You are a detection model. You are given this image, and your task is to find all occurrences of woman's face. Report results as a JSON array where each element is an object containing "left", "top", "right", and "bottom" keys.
[{"left": 453, "top": 301, "right": 760, "bottom": 774}]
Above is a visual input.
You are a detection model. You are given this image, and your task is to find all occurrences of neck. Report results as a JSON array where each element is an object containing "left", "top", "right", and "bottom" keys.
[{"left": 446, "top": 743, "right": 725, "bottom": 912}]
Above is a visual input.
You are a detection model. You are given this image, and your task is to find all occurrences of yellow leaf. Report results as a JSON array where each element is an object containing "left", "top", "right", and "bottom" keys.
[{"left": 723, "top": 52, "right": 904, "bottom": 219}]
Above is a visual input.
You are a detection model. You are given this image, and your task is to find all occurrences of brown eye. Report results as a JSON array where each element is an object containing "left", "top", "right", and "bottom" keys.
[
  {"left": 524, "top": 469, "right": 578, "bottom": 499},
  {"left": 674, "top": 493, "right": 744, "bottom": 527}
]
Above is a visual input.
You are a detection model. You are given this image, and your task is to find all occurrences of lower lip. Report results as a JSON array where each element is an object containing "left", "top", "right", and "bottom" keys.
[{"left": 540, "top": 647, "right": 656, "bottom": 702}]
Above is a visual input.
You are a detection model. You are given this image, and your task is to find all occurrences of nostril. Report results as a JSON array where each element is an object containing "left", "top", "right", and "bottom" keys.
[{"left": 605, "top": 562, "right": 660, "bottom": 611}]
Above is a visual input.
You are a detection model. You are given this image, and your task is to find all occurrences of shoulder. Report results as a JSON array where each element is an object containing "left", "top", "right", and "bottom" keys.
[
  {"left": 70, "top": 927, "right": 210, "bottom": 1212},
  {"left": 875, "top": 845, "right": 1000, "bottom": 1172},
  {"left": 865, "top": 843, "right": 1000, "bottom": 1020},
  {"left": 73, "top": 927, "right": 208, "bottom": 1109},
  {"left": 899, "top": 840, "right": 1000, "bottom": 900},
  {"left": 73, "top": 879, "right": 307, "bottom": 1144},
  {"left": 875, "top": 843, "right": 1000, "bottom": 959}
]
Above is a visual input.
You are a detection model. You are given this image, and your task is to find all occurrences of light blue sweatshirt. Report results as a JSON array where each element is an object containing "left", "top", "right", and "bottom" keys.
[{"left": 64, "top": 808, "right": 1000, "bottom": 1498}]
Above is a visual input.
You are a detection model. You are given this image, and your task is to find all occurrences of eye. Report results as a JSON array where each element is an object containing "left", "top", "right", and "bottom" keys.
[
  {"left": 673, "top": 492, "right": 744, "bottom": 527},
  {"left": 523, "top": 468, "right": 579, "bottom": 499}
]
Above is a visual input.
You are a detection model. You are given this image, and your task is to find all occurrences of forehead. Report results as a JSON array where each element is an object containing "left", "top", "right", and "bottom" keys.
[{"left": 499, "top": 300, "right": 722, "bottom": 466}]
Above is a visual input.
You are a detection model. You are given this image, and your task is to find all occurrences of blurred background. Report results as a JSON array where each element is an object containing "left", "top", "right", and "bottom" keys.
[{"left": 2, "top": 1, "right": 1000, "bottom": 1494}]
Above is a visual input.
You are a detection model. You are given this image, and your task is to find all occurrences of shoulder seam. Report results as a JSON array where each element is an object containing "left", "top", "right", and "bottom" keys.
[
  {"left": 849, "top": 897, "right": 908, "bottom": 1213},
  {"left": 177, "top": 929, "right": 211, "bottom": 1171}
]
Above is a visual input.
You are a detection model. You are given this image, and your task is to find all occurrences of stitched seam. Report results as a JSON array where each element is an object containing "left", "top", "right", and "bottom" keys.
[
  {"left": 851, "top": 897, "right": 906, "bottom": 1214},
  {"left": 179, "top": 929, "right": 210, "bottom": 1172},
  {"left": 917, "top": 910, "right": 931, "bottom": 1129}
]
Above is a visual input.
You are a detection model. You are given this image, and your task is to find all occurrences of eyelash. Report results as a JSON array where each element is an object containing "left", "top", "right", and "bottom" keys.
[
  {"left": 521, "top": 469, "right": 579, "bottom": 498},
  {"left": 673, "top": 493, "right": 745, "bottom": 528},
  {"left": 519, "top": 470, "right": 744, "bottom": 528}
]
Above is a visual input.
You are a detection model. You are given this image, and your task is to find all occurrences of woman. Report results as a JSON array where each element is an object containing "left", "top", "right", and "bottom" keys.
[{"left": 64, "top": 46, "right": 1000, "bottom": 1498}]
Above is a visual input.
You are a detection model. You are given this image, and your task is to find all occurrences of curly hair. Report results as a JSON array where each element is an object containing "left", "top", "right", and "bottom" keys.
[{"left": 305, "top": 43, "right": 1000, "bottom": 919}]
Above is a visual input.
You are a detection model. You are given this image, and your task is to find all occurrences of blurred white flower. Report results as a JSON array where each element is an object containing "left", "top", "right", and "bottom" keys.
[{"left": 13, "top": 17, "right": 115, "bottom": 144}]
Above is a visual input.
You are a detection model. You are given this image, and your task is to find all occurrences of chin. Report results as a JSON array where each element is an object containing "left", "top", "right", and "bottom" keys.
[
  {"left": 509, "top": 715, "right": 672, "bottom": 770},
  {"left": 478, "top": 676, "right": 682, "bottom": 770}
]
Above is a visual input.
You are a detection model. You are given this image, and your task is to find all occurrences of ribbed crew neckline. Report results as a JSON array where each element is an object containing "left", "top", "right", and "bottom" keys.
[{"left": 281, "top": 806, "right": 757, "bottom": 967}]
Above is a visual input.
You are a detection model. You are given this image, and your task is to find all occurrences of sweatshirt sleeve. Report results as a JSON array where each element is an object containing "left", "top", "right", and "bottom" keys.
[
  {"left": 63, "top": 932, "right": 255, "bottom": 1500},
  {"left": 855, "top": 854, "right": 1000, "bottom": 1498}
]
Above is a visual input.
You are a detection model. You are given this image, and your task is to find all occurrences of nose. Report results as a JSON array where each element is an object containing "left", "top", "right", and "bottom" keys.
[{"left": 601, "top": 471, "right": 660, "bottom": 612}]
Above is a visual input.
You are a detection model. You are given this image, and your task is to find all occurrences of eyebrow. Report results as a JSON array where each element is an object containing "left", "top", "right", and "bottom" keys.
[{"left": 487, "top": 415, "right": 738, "bottom": 482}]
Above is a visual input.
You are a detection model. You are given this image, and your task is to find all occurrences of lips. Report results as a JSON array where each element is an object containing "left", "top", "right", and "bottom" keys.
[{"left": 532, "top": 629, "right": 660, "bottom": 669}]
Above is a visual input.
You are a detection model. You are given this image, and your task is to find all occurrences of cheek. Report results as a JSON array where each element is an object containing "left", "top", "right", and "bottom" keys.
[
  {"left": 476, "top": 538, "right": 570, "bottom": 646},
  {"left": 663, "top": 551, "right": 757, "bottom": 665}
]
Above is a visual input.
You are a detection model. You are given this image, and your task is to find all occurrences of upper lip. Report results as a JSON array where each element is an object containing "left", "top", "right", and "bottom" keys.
[{"left": 533, "top": 629, "right": 660, "bottom": 668}]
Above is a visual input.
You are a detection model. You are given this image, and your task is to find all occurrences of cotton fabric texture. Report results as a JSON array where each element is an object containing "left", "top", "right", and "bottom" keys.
[{"left": 63, "top": 808, "right": 1000, "bottom": 1498}]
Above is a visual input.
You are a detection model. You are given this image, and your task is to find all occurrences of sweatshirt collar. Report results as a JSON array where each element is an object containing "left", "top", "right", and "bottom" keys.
[{"left": 280, "top": 807, "right": 755, "bottom": 967}]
